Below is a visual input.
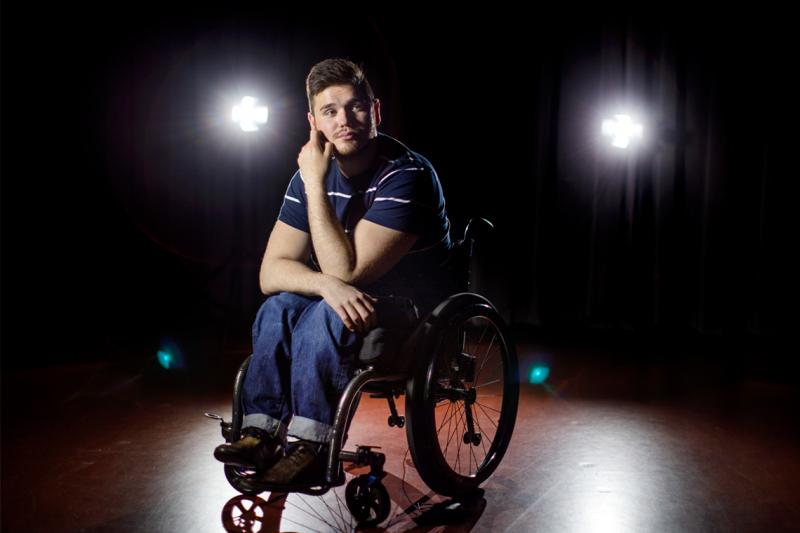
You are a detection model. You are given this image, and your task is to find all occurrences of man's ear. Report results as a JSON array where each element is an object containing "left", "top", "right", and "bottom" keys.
[
  {"left": 307, "top": 111, "right": 317, "bottom": 130},
  {"left": 372, "top": 98, "right": 382, "bottom": 128}
]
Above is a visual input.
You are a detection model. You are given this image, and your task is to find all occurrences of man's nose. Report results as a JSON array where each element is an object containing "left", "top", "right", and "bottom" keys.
[{"left": 336, "top": 108, "right": 353, "bottom": 126}]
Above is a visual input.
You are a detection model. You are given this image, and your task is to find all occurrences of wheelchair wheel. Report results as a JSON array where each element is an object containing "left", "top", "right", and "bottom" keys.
[
  {"left": 345, "top": 474, "right": 391, "bottom": 527},
  {"left": 224, "top": 465, "right": 265, "bottom": 497},
  {"left": 406, "top": 294, "right": 519, "bottom": 497}
]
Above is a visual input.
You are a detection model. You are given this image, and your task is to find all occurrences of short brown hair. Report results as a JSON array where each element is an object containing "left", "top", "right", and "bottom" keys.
[{"left": 306, "top": 58, "right": 374, "bottom": 113}]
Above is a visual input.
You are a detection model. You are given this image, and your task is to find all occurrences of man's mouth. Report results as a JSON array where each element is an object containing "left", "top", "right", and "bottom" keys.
[{"left": 336, "top": 131, "right": 356, "bottom": 140}]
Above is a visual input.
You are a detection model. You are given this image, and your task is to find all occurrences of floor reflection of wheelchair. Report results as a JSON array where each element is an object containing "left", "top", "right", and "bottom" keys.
[{"left": 207, "top": 218, "right": 519, "bottom": 528}]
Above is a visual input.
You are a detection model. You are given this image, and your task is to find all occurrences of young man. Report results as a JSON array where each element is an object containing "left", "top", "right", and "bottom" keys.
[{"left": 214, "top": 58, "right": 455, "bottom": 486}]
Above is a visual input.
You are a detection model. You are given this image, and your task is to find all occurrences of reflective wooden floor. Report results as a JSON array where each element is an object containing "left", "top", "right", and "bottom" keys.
[{"left": 3, "top": 335, "right": 799, "bottom": 532}]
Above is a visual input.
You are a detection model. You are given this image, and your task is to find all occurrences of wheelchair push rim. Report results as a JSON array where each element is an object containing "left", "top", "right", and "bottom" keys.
[{"left": 407, "top": 298, "right": 519, "bottom": 497}]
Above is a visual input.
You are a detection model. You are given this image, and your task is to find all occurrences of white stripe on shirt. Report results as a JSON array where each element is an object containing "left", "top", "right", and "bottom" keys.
[
  {"left": 376, "top": 167, "right": 425, "bottom": 187},
  {"left": 374, "top": 196, "right": 412, "bottom": 204},
  {"left": 284, "top": 195, "right": 301, "bottom": 204}
]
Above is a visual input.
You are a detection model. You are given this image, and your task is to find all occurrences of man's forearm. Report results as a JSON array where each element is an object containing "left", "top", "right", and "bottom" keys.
[
  {"left": 305, "top": 186, "right": 356, "bottom": 281},
  {"left": 259, "top": 257, "right": 332, "bottom": 297}
]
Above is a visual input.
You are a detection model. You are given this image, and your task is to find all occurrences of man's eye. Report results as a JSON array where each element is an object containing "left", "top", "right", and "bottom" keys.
[{"left": 323, "top": 109, "right": 336, "bottom": 117}]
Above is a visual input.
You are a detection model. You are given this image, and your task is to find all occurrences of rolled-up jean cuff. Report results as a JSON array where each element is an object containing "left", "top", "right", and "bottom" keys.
[
  {"left": 242, "top": 413, "right": 286, "bottom": 439},
  {"left": 288, "top": 415, "right": 334, "bottom": 443}
]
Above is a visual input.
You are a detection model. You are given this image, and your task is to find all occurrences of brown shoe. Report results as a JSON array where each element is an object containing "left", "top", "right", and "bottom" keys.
[
  {"left": 257, "top": 439, "right": 326, "bottom": 485},
  {"left": 214, "top": 427, "right": 282, "bottom": 470}
]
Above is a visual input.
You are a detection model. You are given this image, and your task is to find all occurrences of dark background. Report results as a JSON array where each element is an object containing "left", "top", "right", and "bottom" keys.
[{"left": 1, "top": 7, "right": 794, "bottom": 374}]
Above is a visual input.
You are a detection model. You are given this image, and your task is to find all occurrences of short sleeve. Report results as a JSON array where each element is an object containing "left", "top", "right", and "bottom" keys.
[
  {"left": 362, "top": 167, "right": 438, "bottom": 235},
  {"left": 277, "top": 171, "right": 309, "bottom": 232}
]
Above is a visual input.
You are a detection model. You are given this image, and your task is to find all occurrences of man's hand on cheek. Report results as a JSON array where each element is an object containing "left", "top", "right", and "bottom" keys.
[{"left": 297, "top": 127, "right": 333, "bottom": 190}]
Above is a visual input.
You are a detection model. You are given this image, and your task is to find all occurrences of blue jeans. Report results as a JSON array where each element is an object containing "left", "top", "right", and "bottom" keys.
[{"left": 242, "top": 292, "right": 418, "bottom": 444}]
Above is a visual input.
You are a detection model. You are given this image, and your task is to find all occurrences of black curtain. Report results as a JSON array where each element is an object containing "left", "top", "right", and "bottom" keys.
[{"left": 2, "top": 9, "right": 793, "bottom": 367}]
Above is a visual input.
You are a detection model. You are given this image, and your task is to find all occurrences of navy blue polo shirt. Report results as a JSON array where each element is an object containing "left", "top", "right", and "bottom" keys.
[{"left": 277, "top": 133, "right": 455, "bottom": 315}]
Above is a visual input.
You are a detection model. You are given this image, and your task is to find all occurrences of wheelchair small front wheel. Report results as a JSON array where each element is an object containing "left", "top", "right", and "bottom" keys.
[
  {"left": 345, "top": 474, "right": 391, "bottom": 527},
  {"left": 224, "top": 465, "right": 265, "bottom": 497},
  {"left": 406, "top": 295, "right": 519, "bottom": 498}
]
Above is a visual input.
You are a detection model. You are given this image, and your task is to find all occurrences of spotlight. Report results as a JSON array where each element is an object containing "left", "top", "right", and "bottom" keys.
[
  {"left": 601, "top": 114, "right": 643, "bottom": 149},
  {"left": 232, "top": 96, "right": 269, "bottom": 132}
]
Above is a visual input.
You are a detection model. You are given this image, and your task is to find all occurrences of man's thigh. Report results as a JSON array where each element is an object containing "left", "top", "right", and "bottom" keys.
[{"left": 252, "top": 292, "right": 320, "bottom": 342}]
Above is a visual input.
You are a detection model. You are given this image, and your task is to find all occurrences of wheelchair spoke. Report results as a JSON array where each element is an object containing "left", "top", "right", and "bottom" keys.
[
  {"left": 440, "top": 402, "right": 459, "bottom": 459},
  {"left": 474, "top": 378, "right": 501, "bottom": 389},
  {"left": 475, "top": 411, "right": 490, "bottom": 461},
  {"left": 474, "top": 332, "right": 498, "bottom": 382},
  {"left": 436, "top": 401, "right": 455, "bottom": 434},
  {"left": 473, "top": 404, "right": 496, "bottom": 445},
  {"left": 474, "top": 399, "right": 502, "bottom": 415},
  {"left": 443, "top": 403, "right": 463, "bottom": 466},
  {"left": 286, "top": 494, "right": 340, "bottom": 532},
  {"left": 472, "top": 322, "right": 489, "bottom": 357}
]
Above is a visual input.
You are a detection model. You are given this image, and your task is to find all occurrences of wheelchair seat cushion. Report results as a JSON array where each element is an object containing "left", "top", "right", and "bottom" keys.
[{"left": 356, "top": 296, "right": 419, "bottom": 372}]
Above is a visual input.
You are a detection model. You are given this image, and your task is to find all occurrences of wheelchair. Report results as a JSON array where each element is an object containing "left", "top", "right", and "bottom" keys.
[{"left": 206, "top": 218, "right": 519, "bottom": 527}]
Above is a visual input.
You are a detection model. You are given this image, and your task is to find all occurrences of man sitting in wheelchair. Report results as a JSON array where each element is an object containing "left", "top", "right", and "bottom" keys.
[{"left": 214, "top": 58, "right": 456, "bottom": 487}]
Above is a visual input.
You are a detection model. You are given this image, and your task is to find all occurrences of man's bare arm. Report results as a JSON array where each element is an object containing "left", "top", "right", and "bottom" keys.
[
  {"left": 258, "top": 220, "right": 328, "bottom": 297},
  {"left": 305, "top": 186, "right": 420, "bottom": 285},
  {"left": 258, "top": 220, "right": 379, "bottom": 332},
  {"left": 304, "top": 184, "right": 356, "bottom": 278}
]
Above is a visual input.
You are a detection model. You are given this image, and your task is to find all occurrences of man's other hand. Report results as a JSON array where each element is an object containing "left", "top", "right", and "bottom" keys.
[
  {"left": 320, "top": 276, "right": 378, "bottom": 333},
  {"left": 297, "top": 127, "right": 333, "bottom": 189}
]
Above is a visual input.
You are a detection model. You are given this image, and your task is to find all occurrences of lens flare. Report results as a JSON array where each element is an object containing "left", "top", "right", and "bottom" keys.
[
  {"left": 529, "top": 365, "right": 550, "bottom": 385},
  {"left": 157, "top": 339, "right": 185, "bottom": 370}
]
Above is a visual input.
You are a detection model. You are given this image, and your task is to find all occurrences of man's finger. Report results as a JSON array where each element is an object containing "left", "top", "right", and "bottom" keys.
[
  {"left": 343, "top": 304, "right": 364, "bottom": 332},
  {"left": 359, "top": 295, "right": 375, "bottom": 314},
  {"left": 351, "top": 300, "right": 373, "bottom": 331},
  {"left": 336, "top": 306, "right": 356, "bottom": 331}
]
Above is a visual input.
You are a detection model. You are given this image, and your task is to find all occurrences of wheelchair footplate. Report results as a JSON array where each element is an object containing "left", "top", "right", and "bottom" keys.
[{"left": 206, "top": 415, "right": 394, "bottom": 525}]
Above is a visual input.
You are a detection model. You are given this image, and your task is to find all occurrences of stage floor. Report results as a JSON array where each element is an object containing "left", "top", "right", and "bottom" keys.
[{"left": 3, "top": 335, "right": 799, "bottom": 532}]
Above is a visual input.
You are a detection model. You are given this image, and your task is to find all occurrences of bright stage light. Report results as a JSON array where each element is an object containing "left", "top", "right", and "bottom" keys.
[
  {"left": 232, "top": 96, "right": 269, "bottom": 132},
  {"left": 601, "top": 114, "right": 643, "bottom": 149}
]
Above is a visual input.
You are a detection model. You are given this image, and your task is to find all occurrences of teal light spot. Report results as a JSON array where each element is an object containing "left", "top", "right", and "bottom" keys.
[
  {"left": 157, "top": 338, "right": 186, "bottom": 370},
  {"left": 157, "top": 350, "right": 173, "bottom": 369},
  {"left": 529, "top": 365, "right": 550, "bottom": 384}
]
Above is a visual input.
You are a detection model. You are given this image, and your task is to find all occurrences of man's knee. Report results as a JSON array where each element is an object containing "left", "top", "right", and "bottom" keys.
[
  {"left": 301, "top": 300, "right": 357, "bottom": 348},
  {"left": 253, "top": 292, "right": 317, "bottom": 342},
  {"left": 260, "top": 292, "right": 315, "bottom": 313}
]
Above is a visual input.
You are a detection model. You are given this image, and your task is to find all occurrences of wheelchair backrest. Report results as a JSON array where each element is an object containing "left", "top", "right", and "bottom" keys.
[{"left": 441, "top": 217, "right": 494, "bottom": 293}]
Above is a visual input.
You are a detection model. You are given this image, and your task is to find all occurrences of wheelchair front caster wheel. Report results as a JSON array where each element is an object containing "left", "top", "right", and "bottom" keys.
[
  {"left": 345, "top": 474, "right": 390, "bottom": 527},
  {"left": 224, "top": 465, "right": 264, "bottom": 497}
]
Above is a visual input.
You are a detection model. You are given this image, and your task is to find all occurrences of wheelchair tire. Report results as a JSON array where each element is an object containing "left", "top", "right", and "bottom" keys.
[
  {"left": 405, "top": 293, "right": 519, "bottom": 497},
  {"left": 345, "top": 474, "right": 391, "bottom": 527},
  {"left": 224, "top": 465, "right": 265, "bottom": 497}
]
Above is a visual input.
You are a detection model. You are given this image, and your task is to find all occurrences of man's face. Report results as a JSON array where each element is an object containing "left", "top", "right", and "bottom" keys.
[{"left": 308, "top": 84, "right": 380, "bottom": 157}]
